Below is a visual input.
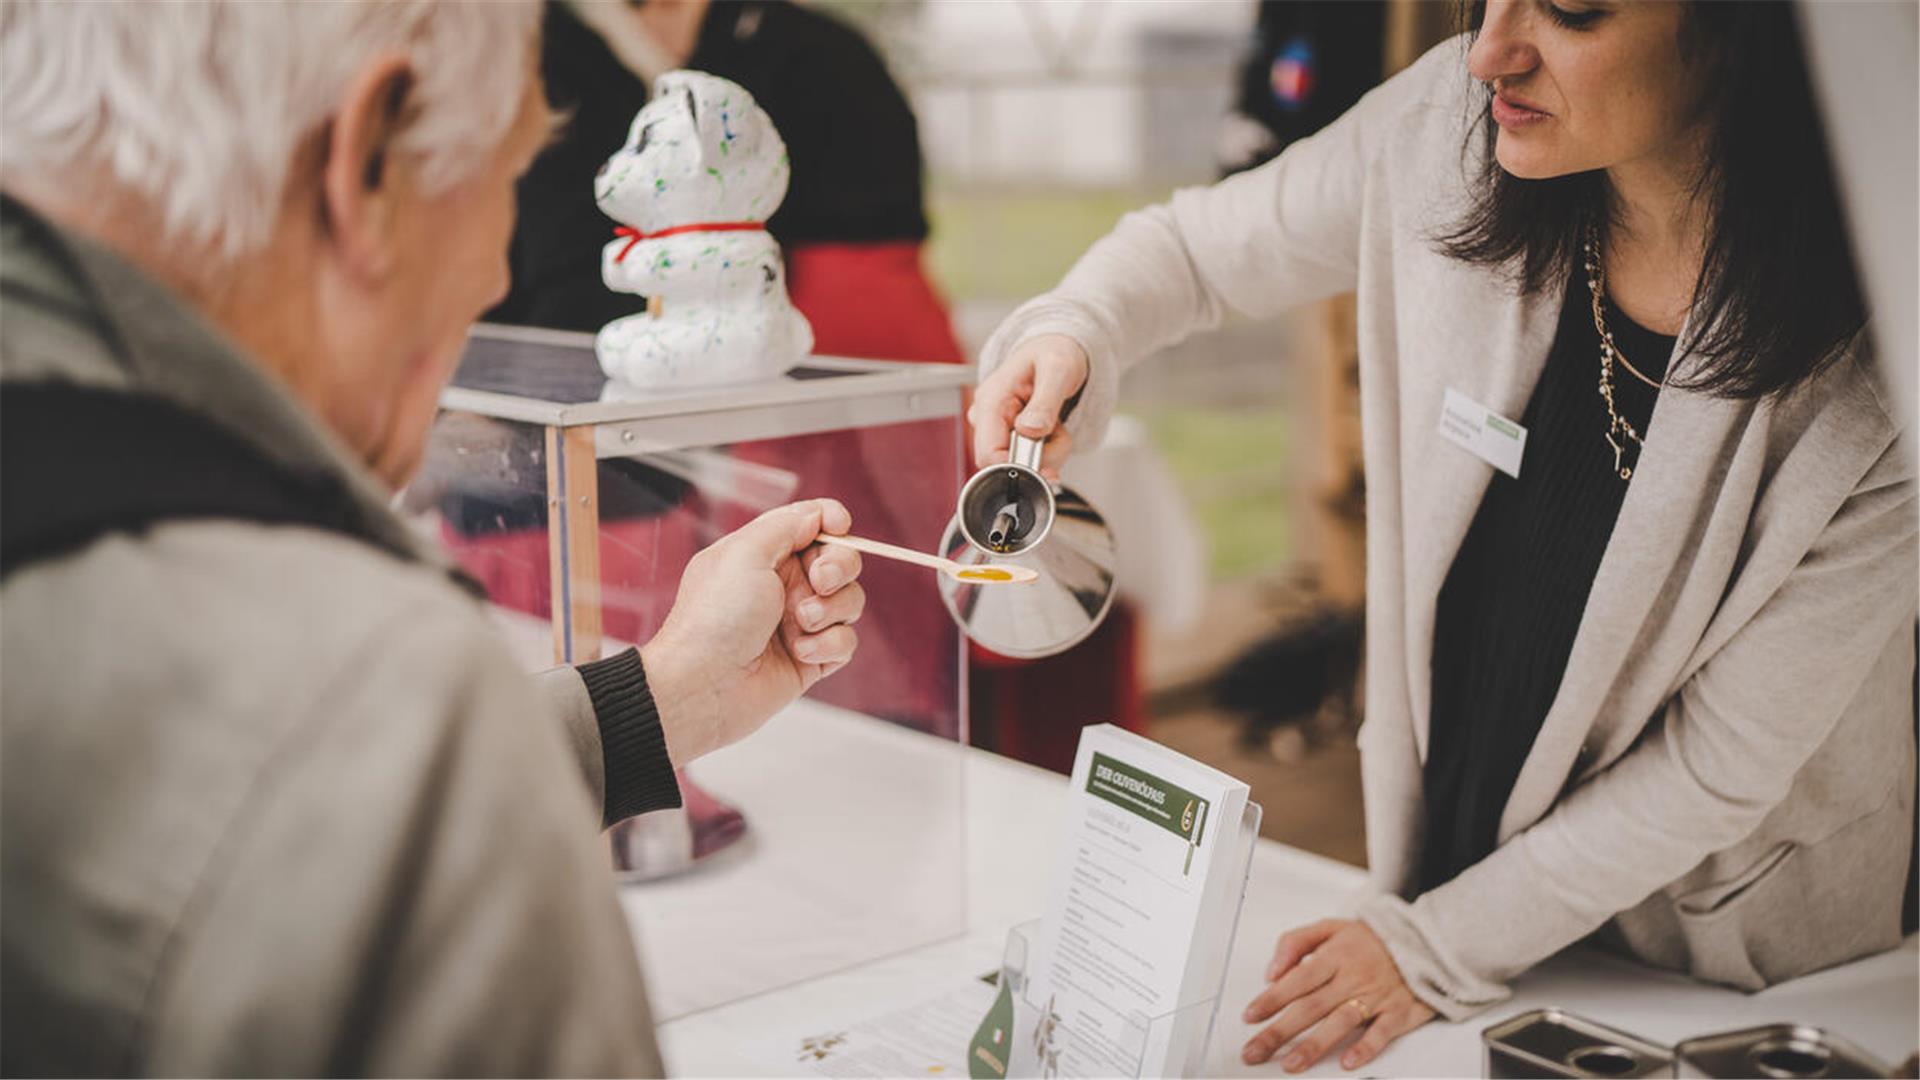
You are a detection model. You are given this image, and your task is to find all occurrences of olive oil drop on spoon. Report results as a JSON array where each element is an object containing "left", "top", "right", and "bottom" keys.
[{"left": 814, "top": 534, "right": 1038, "bottom": 585}]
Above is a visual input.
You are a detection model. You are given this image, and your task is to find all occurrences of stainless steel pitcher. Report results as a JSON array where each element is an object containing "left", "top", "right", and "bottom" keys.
[{"left": 937, "top": 429, "right": 1118, "bottom": 658}]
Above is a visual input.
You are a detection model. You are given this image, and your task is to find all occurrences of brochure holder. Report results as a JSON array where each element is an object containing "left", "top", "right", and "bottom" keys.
[{"left": 984, "top": 802, "right": 1263, "bottom": 1079}]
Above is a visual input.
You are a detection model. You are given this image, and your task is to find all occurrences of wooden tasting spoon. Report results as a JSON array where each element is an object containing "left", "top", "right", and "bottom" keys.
[{"left": 815, "top": 533, "right": 1038, "bottom": 585}]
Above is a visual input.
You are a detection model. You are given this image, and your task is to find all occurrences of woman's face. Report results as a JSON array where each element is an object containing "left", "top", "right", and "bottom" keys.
[{"left": 1468, "top": 0, "right": 1710, "bottom": 181}]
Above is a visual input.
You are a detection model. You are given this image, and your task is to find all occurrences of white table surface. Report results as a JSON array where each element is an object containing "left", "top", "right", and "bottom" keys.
[
  {"left": 619, "top": 701, "right": 967, "bottom": 1022},
  {"left": 647, "top": 706, "right": 1919, "bottom": 1076}
]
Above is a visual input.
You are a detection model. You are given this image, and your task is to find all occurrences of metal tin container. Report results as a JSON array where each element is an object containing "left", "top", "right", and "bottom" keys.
[
  {"left": 1674, "top": 1024, "right": 1892, "bottom": 1078},
  {"left": 1483, "top": 1008, "right": 1676, "bottom": 1078}
]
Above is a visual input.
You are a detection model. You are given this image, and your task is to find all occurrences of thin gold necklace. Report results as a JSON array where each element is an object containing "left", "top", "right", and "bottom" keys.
[{"left": 1581, "top": 227, "right": 1665, "bottom": 481}]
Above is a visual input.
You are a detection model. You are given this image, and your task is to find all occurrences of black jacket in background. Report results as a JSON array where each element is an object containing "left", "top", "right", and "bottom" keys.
[
  {"left": 688, "top": 0, "right": 929, "bottom": 247},
  {"left": 1223, "top": 1, "right": 1386, "bottom": 176}
]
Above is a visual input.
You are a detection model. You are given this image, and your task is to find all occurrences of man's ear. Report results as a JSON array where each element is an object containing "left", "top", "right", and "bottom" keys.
[{"left": 320, "top": 53, "right": 415, "bottom": 280}]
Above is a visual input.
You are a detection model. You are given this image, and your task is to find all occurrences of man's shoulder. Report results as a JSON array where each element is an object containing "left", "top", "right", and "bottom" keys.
[
  {"left": 3, "top": 518, "right": 501, "bottom": 740},
  {"left": 0, "top": 520, "right": 622, "bottom": 1076},
  {"left": 0, "top": 520, "right": 526, "bottom": 1071}
]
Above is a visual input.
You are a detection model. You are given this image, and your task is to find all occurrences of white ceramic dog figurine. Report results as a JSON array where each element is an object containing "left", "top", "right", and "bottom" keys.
[{"left": 594, "top": 70, "right": 813, "bottom": 388}]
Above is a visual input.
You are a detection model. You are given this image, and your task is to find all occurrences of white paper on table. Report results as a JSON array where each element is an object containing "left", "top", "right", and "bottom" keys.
[
  {"left": 1025, "top": 725, "right": 1252, "bottom": 1077},
  {"left": 756, "top": 979, "right": 997, "bottom": 1078}
]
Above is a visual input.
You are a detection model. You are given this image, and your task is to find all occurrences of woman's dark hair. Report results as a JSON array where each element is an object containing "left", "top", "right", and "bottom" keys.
[{"left": 1438, "top": 2, "right": 1867, "bottom": 398}]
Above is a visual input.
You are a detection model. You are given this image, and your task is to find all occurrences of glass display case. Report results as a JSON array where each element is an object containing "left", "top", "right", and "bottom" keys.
[{"left": 403, "top": 323, "right": 972, "bottom": 1021}]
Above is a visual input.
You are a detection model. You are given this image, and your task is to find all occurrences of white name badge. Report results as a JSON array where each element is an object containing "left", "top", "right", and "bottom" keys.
[{"left": 1438, "top": 387, "right": 1527, "bottom": 478}]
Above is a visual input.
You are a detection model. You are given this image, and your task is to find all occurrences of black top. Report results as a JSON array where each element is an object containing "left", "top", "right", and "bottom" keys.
[
  {"left": 686, "top": 0, "right": 930, "bottom": 246},
  {"left": 487, "top": 3, "right": 645, "bottom": 332},
  {"left": 1418, "top": 272, "right": 1675, "bottom": 892},
  {"left": 489, "top": 0, "right": 928, "bottom": 332}
]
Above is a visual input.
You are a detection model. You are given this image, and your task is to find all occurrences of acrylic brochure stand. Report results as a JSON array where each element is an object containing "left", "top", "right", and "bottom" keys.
[{"left": 991, "top": 801, "right": 1262, "bottom": 1079}]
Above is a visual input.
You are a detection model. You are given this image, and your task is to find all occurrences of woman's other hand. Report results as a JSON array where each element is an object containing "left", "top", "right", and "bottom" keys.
[
  {"left": 968, "top": 333, "right": 1089, "bottom": 481},
  {"left": 1241, "top": 919, "right": 1436, "bottom": 1072}
]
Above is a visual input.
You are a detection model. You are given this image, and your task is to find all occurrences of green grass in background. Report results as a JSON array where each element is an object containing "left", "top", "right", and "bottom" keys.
[
  {"left": 1138, "top": 404, "right": 1292, "bottom": 582},
  {"left": 927, "top": 185, "right": 1295, "bottom": 585},
  {"left": 926, "top": 186, "right": 1174, "bottom": 302}
]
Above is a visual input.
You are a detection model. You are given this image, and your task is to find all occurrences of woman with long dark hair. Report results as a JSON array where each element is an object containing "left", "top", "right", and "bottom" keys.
[{"left": 969, "top": 1, "right": 1914, "bottom": 1071}]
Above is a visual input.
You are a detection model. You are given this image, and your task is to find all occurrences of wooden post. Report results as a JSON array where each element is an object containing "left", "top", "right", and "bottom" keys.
[
  {"left": 1310, "top": 292, "right": 1367, "bottom": 611},
  {"left": 1287, "top": 3, "right": 1455, "bottom": 718},
  {"left": 1297, "top": 3, "right": 1453, "bottom": 607},
  {"left": 546, "top": 424, "right": 603, "bottom": 665},
  {"left": 1386, "top": 0, "right": 1459, "bottom": 74}
]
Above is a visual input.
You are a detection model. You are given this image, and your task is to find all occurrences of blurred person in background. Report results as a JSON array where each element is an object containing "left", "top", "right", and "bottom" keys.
[
  {"left": 444, "top": 0, "right": 967, "bottom": 868},
  {"left": 1211, "top": 1, "right": 1386, "bottom": 765},
  {"left": 497, "top": 0, "right": 960, "bottom": 357},
  {"left": 479, "top": 0, "right": 965, "bottom": 731},
  {"left": 1217, "top": 0, "right": 1387, "bottom": 177},
  {"left": 0, "top": 2, "right": 866, "bottom": 1072},
  {"left": 475, "top": 0, "right": 1145, "bottom": 777},
  {"left": 971, "top": 1, "right": 1914, "bottom": 1071}
]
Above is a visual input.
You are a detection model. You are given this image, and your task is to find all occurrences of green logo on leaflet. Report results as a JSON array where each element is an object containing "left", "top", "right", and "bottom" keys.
[
  {"left": 968, "top": 978, "right": 1015, "bottom": 1078},
  {"left": 1087, "top": 753, "right": 1209, "bottom": 848}
]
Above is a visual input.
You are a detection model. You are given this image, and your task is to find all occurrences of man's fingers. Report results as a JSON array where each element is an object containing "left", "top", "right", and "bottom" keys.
[
  {"left": 746, "top": 501, "right": 825, "bottom": 564},
  {"left": 780, "top": 555, "right": 862, "bottom": 651},
  {"left": 736, "top": 499, "right": 851, "bottom": 568},
  {"left": 802, "top": 542, "right": 861, "bottom": 596},
  {"left": 815, "top": 498, "right": 852, "bottom": 536},
  {"left": 789, "top": 623, "right": 857, "bottom": 667},
  {"left": 793, "top": 582, "right": 865, "bottom": 633}
]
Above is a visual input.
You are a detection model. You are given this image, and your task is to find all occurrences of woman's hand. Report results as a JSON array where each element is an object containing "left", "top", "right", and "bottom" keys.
[
  {"left": 1241, "top": 919, "right": 1436, "bottom": 1072},
  {"left": 968, "top": 333, "right": 1089, "bottom": 481}
]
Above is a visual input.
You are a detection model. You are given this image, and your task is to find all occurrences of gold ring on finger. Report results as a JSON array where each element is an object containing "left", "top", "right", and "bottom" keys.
[{"left": 1344, "top": 997, "right": 1372, "bottom": 1023}]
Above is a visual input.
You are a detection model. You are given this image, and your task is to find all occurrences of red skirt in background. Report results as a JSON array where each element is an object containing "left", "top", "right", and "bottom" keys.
[{"left": 786, "top": 243, "right": 968, "bottom": 364}]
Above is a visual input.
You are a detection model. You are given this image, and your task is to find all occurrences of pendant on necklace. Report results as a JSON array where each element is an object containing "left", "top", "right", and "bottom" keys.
[{"left": 1605, "top": 429, "right": 1634, "bottom": 481}]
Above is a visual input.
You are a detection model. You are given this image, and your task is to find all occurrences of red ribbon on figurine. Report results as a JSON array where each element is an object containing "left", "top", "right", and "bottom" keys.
[{"left": 612, "top": 221, "right": 767, "bottom": 263}]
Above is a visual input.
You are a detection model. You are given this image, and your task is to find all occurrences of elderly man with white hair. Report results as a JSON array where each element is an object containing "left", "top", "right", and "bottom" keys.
[{"left": 0, "top": 3, "right": 867, "bottom": 1074}]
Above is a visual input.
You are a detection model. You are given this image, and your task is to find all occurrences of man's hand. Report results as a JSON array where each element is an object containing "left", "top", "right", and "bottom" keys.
[
  {"left": 639, "top": 499, "right": 864, "bottom": 765},
  {"left": 968, "top": 333, "right": 1089, "bottom": 481},
  {"left": 1240, "top": 919, "right": 1436, "bottom": 1072}
]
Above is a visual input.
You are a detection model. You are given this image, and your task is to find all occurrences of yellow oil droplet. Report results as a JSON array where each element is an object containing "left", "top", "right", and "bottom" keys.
[{"left": 957, "top": 567, "right": 1014, "bottom": 581}]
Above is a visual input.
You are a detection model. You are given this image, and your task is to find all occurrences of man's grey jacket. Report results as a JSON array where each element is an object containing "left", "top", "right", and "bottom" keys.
[{"left": 1, "top": 202, "right": 680, "bottom": 1075}]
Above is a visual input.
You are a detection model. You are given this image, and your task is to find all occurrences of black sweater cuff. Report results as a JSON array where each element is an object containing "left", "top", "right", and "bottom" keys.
[{"left": 576, "top": 647, "right": 682, "bottom": 826}]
